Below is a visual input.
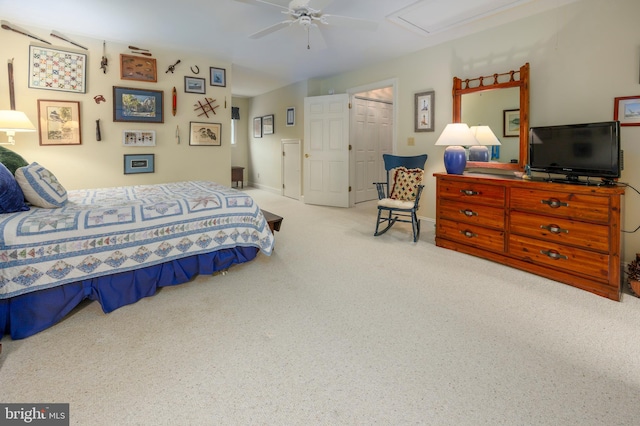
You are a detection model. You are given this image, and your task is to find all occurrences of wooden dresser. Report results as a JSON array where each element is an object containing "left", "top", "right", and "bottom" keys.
[{"left": 435, "top": 173, "right": 625, "bottom": 300}]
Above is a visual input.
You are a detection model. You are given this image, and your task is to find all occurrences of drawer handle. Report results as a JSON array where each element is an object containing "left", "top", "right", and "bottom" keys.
[
  {"left": 460, "top": 189, "right": 479, "bottom": 196},
  {"left": 540, "top": 249, "right": 568, "bottom": 260},
  {"left": 541, "top": 198, "right": 568, "bottom": 208},
  {"left": 459, "top": 209, "right": 478, "bottom": 217},
  {"left": 460, "top": 229, "right": 478, "bottom": 238},
  {"left": 540, "top": 224, "right": 569, "bottom": 234}
]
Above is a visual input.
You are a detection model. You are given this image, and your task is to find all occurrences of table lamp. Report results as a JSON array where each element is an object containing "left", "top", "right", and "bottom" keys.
[
  {"left": 435, "top": 123, "right": 479, "bottom": 174},
  {"left": 469, "top": 125, "right": 501, "bottom": 162},
  {"left": 0, "top": 110, "right": 35, "bottom": 145}
]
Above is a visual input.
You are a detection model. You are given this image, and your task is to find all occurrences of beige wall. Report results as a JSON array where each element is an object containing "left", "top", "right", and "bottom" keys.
[
  {"left": 2, "top": 26, "right": 233, "bottom": 189},
  {"left": 246, "top": 0, "right": 640, "bottom": 262}
]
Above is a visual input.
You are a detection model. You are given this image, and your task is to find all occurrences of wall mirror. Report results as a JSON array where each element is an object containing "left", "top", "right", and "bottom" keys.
[{"left": 453, "top": 62, "right": 529, "bottom": 171}]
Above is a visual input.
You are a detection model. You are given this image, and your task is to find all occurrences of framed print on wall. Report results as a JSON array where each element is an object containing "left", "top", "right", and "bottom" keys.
[
  {"left": 113, "top": 86, "right": 164, "bottom": 123},
  {"left": 262, "top": 114, "right": 274, "bottom": 135},
  {"left": 124, "top": 154, "right": 155, "bottom": 174},
  {"left": 286, "top": 107, "right": 295, "bottom": 126},
  {"left": 210, "top": 67, "right": 226, "bottom": 87},
  {"left": 37, "top": 99, "right": 82, "bottom": 145},
  {"left": 120, "top": 54, "right": 157, "bottom": 82},
  {"left": 189, "top": 122, "right": 221, "bottom": 146},
  {"left": 503, "top": 109, "right": 520, "bottom": 137},
  {"left": 123, "top": 130, "right": 156, "bottom": 146},
  {"left": 415, "top": 90, "right": 434, "bottom": 132},
  {"left": 614, "top": 95, "right": 640, "bottom": 126},
  {"left": 253, "top": 117, "right": 262, "bottom": 138},
  {"left": 184, "top": 76, "right": 206, "bottom": 94},
  {"left": 29, "top": 46, "right": 87, "bottom": 93}
]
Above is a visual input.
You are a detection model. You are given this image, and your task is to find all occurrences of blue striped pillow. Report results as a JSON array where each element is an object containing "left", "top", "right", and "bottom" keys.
[{"left": 15, "top": 162, "right": 67, "bottom": 208}]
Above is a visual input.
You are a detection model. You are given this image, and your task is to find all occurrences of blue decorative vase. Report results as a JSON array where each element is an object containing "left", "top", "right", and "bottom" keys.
[
  {"left": 443, "top": 146, "right": 467, "bottom": 174},
  {"left": 468, "top": 146, "right": 489, "bottom": 162}
]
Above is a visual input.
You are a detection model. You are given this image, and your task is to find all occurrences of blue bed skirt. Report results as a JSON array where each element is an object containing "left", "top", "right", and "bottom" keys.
[{"left": 0, "top": 246, "right": 259, "bottom": 340}]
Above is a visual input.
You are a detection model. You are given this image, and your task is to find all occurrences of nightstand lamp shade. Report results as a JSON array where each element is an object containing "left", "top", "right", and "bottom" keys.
[
  {"left": 469, "top": 125, "right": 501, "bottom": 162},
  {"left": 0, "top": 110, "right": 36, "bottom": 145},
  {"left": 435, "top": 123, "right": 479, "bottom": 175}
]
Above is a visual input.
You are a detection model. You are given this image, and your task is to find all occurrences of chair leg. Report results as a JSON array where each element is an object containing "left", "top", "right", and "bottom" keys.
[
  {"left": 374, "top": 208, "right": 396, "bottom": 237},
  {"left": 411, "top": 212, "right": 420, "bottom": 242}
]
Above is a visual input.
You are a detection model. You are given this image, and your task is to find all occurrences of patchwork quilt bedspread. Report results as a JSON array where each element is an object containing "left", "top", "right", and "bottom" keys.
[{"left": 0, "top": 181, "right": 274, "bottom": 299}]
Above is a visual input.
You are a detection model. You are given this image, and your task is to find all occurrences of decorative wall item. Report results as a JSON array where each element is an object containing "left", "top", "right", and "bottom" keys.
[
  {"left": 262, "top": 114, "right": 274, "bottom": 135},
  {"left": 414, "top": 90, "right": 434, "bottom": 132},
  {"left": 29, "top": 46, "right": 86, "bottom": 93},
  {"left": 193, "top": 97, "right": 218, "bottom": 118},
  {"left": 503, "top": 109, "right": 520, "bottom": 137},
  {"left": 210, "top": 67, "right": 226, "bottom": 87},
  {"left": 124, "top": 154, "right": 155, "bottom": 174},
  {"left": 286, "top": 107, "right": 295, "bottom": 126},
  {"left": 185, "top": 77, "right": 206, "bottom": 94},
  {"left": 113, "top": 86, "right": 164, "bottom": 123},
  {"left": 614, "top": 96, "right": 640, "bottom": 126},
  {"left": 123, "top": 130, "right": 156, "bottom": 146},
  {"left": 37, "top": 99, "right": 81, "bottom": 145},
  {"left": 120, "top": 54, "right": 157, "bottom": 82},
  {"left": 253, "top": 117, "right": 262, "bottom": 138},
  {"left": 166, "top": 59, "right": 181, "bottom": 74},
  {"left": 189, "top": 122, "right": 221, "bottom": 146}
]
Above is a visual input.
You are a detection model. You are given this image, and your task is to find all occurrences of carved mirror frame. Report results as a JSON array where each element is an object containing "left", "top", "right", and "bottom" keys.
[{"left": 453, "top": 62, "right": 529, "bottom": 171}]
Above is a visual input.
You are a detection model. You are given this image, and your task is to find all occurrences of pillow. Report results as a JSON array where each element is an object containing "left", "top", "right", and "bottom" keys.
[
  {"left": 0, "top": 162, "right": 30, "bottom": 213},
  {"left": 0, "top": 145, "right": 29, "bottom": 175},
  {"left": 389, "top": 167, "right": 424, "bottom": 201},
  {"left": 15, "top": 162, "right": 68, "bottom": 208}
]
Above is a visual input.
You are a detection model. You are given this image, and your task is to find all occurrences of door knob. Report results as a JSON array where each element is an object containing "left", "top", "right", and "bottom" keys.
[{"left": 305, "top": 153, "right": 310, "bottom": 158}]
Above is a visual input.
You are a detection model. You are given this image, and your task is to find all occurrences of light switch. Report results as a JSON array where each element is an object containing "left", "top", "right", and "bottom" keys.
[{"left": 408, "top": 137, "right": 415, "bottom": 146}]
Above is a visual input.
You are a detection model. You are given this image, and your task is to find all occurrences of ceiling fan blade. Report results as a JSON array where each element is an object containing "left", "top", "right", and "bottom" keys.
[
  {"left": 249, "top": 20, "right": 294, "bottom": 39},
  {"left": 320, "top": 14, "right": 378, "bottom": 31},
  {"left": 233, "top": 0, "right": 290, "bottom": 11}
]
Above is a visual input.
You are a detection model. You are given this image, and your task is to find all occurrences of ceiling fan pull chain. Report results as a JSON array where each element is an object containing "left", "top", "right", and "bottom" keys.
[{"left": 307, "top": 27, "right": 310, "bottom": 50}]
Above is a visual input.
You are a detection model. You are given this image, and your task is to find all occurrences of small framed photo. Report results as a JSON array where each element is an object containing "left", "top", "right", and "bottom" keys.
[
  {"left": 503, "top": 109, "right": 520, "bottom": 137},
  {"left": 614, "top": 96, "right": 640, "bottom": 126},
  {"left": 189, "top": 121, "right": 221, "bottom": 146},
  {"left": 415, "top": 90, "right": 435, "bottom": 132},
  {"left": 210, "top": 67, "right": 226, "bottom": 87},
  {"left": 123, "top": 130, "right": 156, "bottom": 146},
  {"left": 253, "top": 117, "right": 262, "bottom": 138},
  {"left": 37, "top": 99, "right": 82, "bottom": 145},
  {"left": 286, "top": 107, "right": 295, "bottom": 126},
  {"left": 124, "top": 154, "right": 155, "bottom": 174},
  {"left": 120, "top": 54, "right": 157, "bottom": 82},
  {"left": 184, "top": 76, "right": 206, "bottom": 94},
  {"left": 113, "top": 86, "right": 164, "bottom": 123},
  {"left": 262, "top": 114, "right": 274, "bottom": 135},
  {"left": 29, "top": 46, "right": 87, "bottom": 93}
]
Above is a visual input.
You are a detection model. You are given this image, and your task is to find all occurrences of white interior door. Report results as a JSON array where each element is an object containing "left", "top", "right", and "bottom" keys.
[
  {"left": 282, "top": 139, "right": 301, "bottom": 200},
  {"left": 303, "top": 94, "right": 350, "bottom": 207}
]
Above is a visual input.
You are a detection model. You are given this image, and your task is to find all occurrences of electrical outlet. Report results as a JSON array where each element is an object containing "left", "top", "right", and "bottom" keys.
[{"left": 408, "top": 137, "right": 415, "bottom": 146}]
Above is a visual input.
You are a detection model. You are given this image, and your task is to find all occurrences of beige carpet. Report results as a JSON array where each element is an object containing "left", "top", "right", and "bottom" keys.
[{"left": 1, "top": 187, "right": 640, "bottom": 425}]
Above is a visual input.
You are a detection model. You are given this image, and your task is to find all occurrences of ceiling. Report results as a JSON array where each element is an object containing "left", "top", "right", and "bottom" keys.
[{"left": 0, "top": 0, "right": 579, "bottom": 97}]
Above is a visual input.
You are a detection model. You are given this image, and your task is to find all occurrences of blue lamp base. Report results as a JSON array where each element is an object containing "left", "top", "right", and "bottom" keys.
[
  {"left": 443, "top": 146, "right": 467, "bottom": 174},
  {"left": 468, "top": 145, "right": 489, "bottom": 162}
]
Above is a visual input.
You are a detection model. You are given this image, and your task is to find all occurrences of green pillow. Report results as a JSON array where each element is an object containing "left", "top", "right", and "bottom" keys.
[{"left": 0, "top": 146, "right": 28, "bottom": 175}]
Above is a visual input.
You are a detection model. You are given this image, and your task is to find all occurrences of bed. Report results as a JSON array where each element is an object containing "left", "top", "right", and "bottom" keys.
[{"left": 0, "top": 180, "right": 274, "bottom": 340}]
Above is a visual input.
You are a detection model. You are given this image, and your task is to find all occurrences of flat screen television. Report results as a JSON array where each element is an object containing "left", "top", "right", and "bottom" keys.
[{"left": 528, "top": 121, "right": 621, "bottom": 183}]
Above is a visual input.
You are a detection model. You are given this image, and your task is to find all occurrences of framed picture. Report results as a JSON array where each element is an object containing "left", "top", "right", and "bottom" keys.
[
  {"left": 37, "top": 99, "right": 82, "bottom": 145},
  {"left": 189, "top": 121, "right": 221, "bottom": 146},
  {"left": 123, "top": 130, "right": 156, "bottom": 146},
  {"left": 210, "top": 67, "right": 226, "bottom": 87},
  {"left": 614, "top": 96, "right": 640, "bottom": 126},
  {"left": 503, "top": 109, "right": 520, "bottom": 137},
  {"left": 415, "top": 90, "right": 435, "bottom": 132},
  {"left": 286, "top": 107, "right": 295, "bottom": 126},
  {"left": 253, "top": 117, "right": 262, "bottom": 138},
  {"left": 262, "top": 114, "right": 274, "bottom": 135},
  {"left": 124, "top": 154, "right": 155, "bottom": 174},
  {"left": 113, "top": 86, "right": 164, "bottom": 123},
  {"left": 184, "top": 76, "right": 206, "bottom": 94},
  {"left": 29, "top": 46, "right": 87, "bottom": 93},
  {"left": 120, "top": 54, "right": 157, "bottom": 82}
]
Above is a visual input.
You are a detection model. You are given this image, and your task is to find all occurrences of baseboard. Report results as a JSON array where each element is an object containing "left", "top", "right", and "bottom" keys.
[{"left": 247, "top": 182, "right": 281, "bottom": 195}]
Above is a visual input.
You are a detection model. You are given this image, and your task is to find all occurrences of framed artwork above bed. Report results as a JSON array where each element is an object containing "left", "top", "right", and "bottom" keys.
[
  {"left": 113, "top": 86, "right": 164, "bottom": 123},
  {"left": 124, "top": 154, "right": 155, "bottom": 174},
  {"left": 37, "top": 99, "right": 82, "bottom": 145}
]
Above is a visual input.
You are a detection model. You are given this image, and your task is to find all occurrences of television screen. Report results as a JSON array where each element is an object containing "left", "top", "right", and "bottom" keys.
[{"left": 529, "top": 121, "right": 620, "bottom": 181}]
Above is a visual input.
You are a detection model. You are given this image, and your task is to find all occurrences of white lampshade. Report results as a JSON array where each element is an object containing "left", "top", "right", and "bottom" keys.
[
  {"left": 470, "top": 125, "right": 501, "bottom": 146},
  {"left": 0, "top": 110, "right": 36, "bottom": 145},
  {"left": 435, "top": 123, "right": 479, "bottom": 146}
]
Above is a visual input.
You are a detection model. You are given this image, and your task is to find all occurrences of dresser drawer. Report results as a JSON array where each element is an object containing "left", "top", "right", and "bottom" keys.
[
  {"left": 439, "top": 198, "right": 505, "bottom": 229},
  {"left": 510, "top": 188, "right": 610, "bottom": 223},
  {"left": 437, "top": 218, "right": 505, "bottom": 253},
  {"left": 508, "top": 234, "right": 609, "bottom": 281},
  {"left": 510, "top": 211, "right": 609, "bottom": 252},
  {"left": 438, "top": 179, "right": 505, "bottom": 207}
]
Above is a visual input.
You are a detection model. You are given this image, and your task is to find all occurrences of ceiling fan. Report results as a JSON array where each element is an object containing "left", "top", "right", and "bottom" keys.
[{"left": 235, "top": 0, "right": 378, "bottom": 48}]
